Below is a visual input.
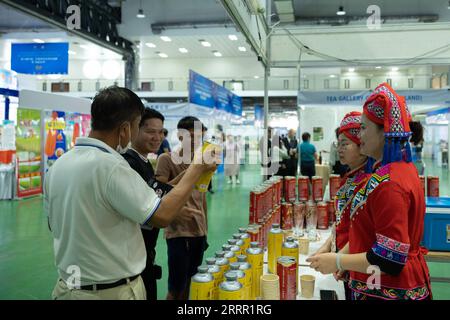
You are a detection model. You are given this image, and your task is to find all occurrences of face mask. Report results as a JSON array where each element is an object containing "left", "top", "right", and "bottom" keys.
[{"left": 116, "top": 122, "right": 132, "bottom": 154}]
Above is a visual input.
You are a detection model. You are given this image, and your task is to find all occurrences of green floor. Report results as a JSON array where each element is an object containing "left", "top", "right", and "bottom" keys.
[{"left": 0, "top": 162, "right": 449, "bottom": 300}]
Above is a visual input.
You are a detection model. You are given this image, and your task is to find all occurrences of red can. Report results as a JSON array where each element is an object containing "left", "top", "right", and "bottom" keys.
[
  {"left": 326, "top": 200, "right": 336, "bottom": 225},
  {"left": 277, "top": 256, "right": 297, "bottom": 300},
  {"left": 273, "top": 205, "right": 281, "bottom": 225},
  {"left": 254, "top": 188, "right": 264, "bottom": 222},
  {"left": 276, "top": 179, "right": 282, "bottom": 205},
  {"left": 297, "top": 176, "right": 309, "bottom": 201},
  {"left": 317, "top": 202, "right": 329, "bottom": 230},
  {"left": 283, "top": 176, "right": 297, "bottom": 202},
  {"left": 427, "top": 176, "right": 439, "bottom": 197},
  {"left": 248, "top": 225, "right": 259, "bottom": 243},
  {"left": 419, "top": 176, "right": 425, "bottom": 195},
  {"left": 249, "top": 189, "right": 257, "bottom": 224},
  {"left": 312, "top": 176, "right": 323, "bottom": 202},
  {"left": 281, "top": 202, "right": 293, "bottom": 230},
  {"left": 329, "top": 174, "right": 341, "bottom": 200}
]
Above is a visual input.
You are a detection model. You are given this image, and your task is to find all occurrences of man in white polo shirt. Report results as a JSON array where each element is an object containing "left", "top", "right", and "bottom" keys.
[{"left": 44, "top": 86, "right": 217, "bottom": 300}]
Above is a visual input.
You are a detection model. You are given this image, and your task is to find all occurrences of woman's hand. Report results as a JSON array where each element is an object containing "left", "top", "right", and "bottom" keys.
[
  {"left": 306, "top": 253, "right": 338, "bottom": 274},
  {"left": 333, "top": 270, "right": 347, "bottom": 281}
]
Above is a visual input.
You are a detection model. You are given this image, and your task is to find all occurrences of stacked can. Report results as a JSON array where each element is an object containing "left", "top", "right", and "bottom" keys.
[
  {"left": 419, "top": 175, "right": 426, "bottom": 195},
  {"left": 312, "top": 176, "right": 323, "bottom": 201},
  {"left": 222, "top": 244, "right": 237, "bottom": 264},
  {"left": 297, "top": 176, "right": 309, "bottom": 202},
  {"left": 229, "top": 263, "right": 247, "bottom": 299},
  {"left": 327, "top": 200, "right": 336, "bottom": 225},
  {"left": 215, "top": 251, "right": 230, "bottom": 277},
  {"left": 189, "top": 266, "right": 215, "bottom": 300},
  {"left": 218, "top": 272, "right": 244, "bottom": 300},
  {"left": 246, "top": 242, "right": 263, "bottom": 300},
  {"left": 427, "top": 176, "right": 439, "bottom": 197},
  {"left": 228, "top": 239, "right": 242, "bottom": 258},
  {"left": 280, "top": 202, "right": 293, "bottom": 230},
  {"left": 237, "top": 255, "right": 252, "bottom": 300},
  {"left": 329, "top": 174, "right": 341, "bottom": 200},
  {"left": 316, "top": 201, "right": 329, "bottom": 229},
  {"left": 238, "top": 228, "right": 251, "bottom": 253},
  {"left": 284, "top": 176, "right": 297, "bottom": 202},
  {"left": 277, "top": 256, "right": 298, "bottom": 300},
  {"left": 268, "top": 223, "right": 283, "bottom": 274},
  {"left": 206, "top": 258, "right": 222, "bottom": 300}
]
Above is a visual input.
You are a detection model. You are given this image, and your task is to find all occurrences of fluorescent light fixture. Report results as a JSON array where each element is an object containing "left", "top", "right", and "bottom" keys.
[
  {"left": 336, "top": 6, "right": 346, "bottom": 15},
  {"left": 238, "top": 46, "right": 247, "bottom": 52},
  {"left": 136, "top": 9, "right": 145, "bottom": 18},
  {"left": 160, "top": 36, "right": 171, "bottom": 42},
  {"left": 200, "top": 40, "right": 211, "bottom": 47},
  {"left": 375, "top": 66, "right": 382, "bottom": 69},
  {"left": 228, "top": 35, "right": 238, "bottom": 41},
  {"left": 391, "top": 67, "right": 399, "bottom": 71},
  {"left": 348, "top": 68, "right": 355, "bottom": 72},
  {"left": 33, "top": 39, "right": 45, "bottom": 43},
  {"left": 158, "top": 53, "right": 168, "bottom": 58},
  {"left": 145, "top": 42, "right": 156, "bottom": 48},
  {"left": 329, "top": 74, "right": 336, "bottom": 78},
  {"left": 79, "top": 44, "right": 89, "bottom": 49},
  {"left": 254, "top": 75, "right": 259, "bottom": 79},
  {"left": 213, "top": 51, "right": 222, "bottom": 57},
  {"left": 68, "top": 50, "right": 76, "bottom": 55},
  {"left": 179, "top": 48, "right": 188, "bottom": 53}
]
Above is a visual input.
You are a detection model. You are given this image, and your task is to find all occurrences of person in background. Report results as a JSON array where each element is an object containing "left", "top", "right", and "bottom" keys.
[
  {"left": 156, "top": 116, "right": 209, "bottom": 300},
  {"left": 122, "top": 108, "right": 165, "bottom": 300},
  {"left": 157, "top": 128, "right": 171, "bottom": 156},
  {"left": 330, "top": 127, "right": 349, "bottom": 177},
  {"left": 45, "top": 86, "right": 217, "bottom": 300},
  {"left": 259, "top": 127, "right": 273, "bottom": 181},
  {"left": 409, "top": 121, "right": 425, "bottom": 175},
  {"left": 272, "top": 134, "right": 290, "bottom": 176},
  {"left": 282, "top": 129, "right": 299, "bottom": 176},
  {"left": 224, "top": 134, "right": 241, "bottom": 184},
  {"left": 299, "top": 132, "right": 318, "bottom": 180}
]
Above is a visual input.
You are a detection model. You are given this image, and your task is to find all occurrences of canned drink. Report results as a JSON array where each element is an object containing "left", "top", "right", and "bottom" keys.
[
  {"left": 238, "top": 228, "right": 251, "bottom": 253},
  {"left": 189, "top": 265, "right": 214, "bottom": 300},
  {"left": 281, "top": 202, "right": 293, "bottom": 230},
  {"left": 273, "top": 205, "right": 281, "bottom": 225},
  {"left": 237, "top": 255, "right": 253, "bottom": 300},
  {"left": 312, "top": 176, "right": 323, "bottom": 201},
  {"left": 326, "top": 200, "right": 336, "bottom": 225},
  {"left": 329, "top": 174, "right": 341, "bottom": 200},
  {"left": 282, "top": 236, "right": 299, "bottom": 262},
  {"left": 257, "top": 218, "right": 264, "bottom": 247},
  {"left": 255, "top": 188, "right": 264, "bottom": 222},
  {"left": 195, "top": 142, "right": 221, "bottom": 192},
  {"left": 229, "top": 263, "right": 247, "bottom": 299},
  {"left": 249, "top": 190, "right": 257, "bottom": 224},
  {"left": 297, "top": 176, "right": 309, "bottom": 201},
  {"left": 215, "top": 251, "right": 230, "bottom": 277},
  {"left": 419, "top": 175, "right": 426, "bottom": 195},
  {"left": 222, "top": 244, "right": 237, "bottom": 264},
  {"left": 268, "top": 223, "right": 283, "bottom": 274},
  {"left": 277, "top": 256, "right": 298, "bottom": 300},
  {"left": 232, "top": 234, "right": 245, "bottom": 255},
  {"left": 247, "top": 225, "right": 259, "bottom": 243},
  {"left": 246, "top": 242, "right": 263, "bottom": 300},
  {"left": 427, "top": 176, "right": 439, "bottom": 197},
  {"left": 317, "top": 202, "right": 329, "bottom": 230},
  {"left": 206, "top": 258, "right": 222, "bottom": 300},
  {"left": 284, "top": 176, "right": 297, "bottom": 202},
  {"left": 219, "top": 271, "right": 244, "bottom": 300}
]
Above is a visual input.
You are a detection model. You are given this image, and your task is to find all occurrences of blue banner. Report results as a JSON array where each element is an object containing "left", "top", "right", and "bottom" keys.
[
  {"left": 254, "top": 105, "right": 264, "bottom": 122},
  {"left": 189, "top": 70, "right": 215, "bottom": 108},
  {"left": 11, "top": 43, "right": 69, "bottom": 75},
  {"left": 215, "top": 85, "right": 232, "bottom": 113},
  {"left": 231, "top": 94, "right": 243, "bottom": 116}
]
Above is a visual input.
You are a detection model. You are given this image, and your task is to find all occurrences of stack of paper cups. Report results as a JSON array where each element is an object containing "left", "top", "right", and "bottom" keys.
[{"left": 260, "top": 274, "right": 280, "bottom": 300}]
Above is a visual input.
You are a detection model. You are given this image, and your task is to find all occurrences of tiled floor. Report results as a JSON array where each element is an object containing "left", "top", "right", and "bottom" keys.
[{"left": 0, "top": 161, "right": 449, "bottom": 300}]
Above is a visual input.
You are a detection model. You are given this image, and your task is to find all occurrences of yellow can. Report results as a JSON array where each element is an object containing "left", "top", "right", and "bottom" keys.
[
  {"left": 237, "top": 255, "right": 253, "bottom": 300},
  {"left": 232, "top": 234, "right": 246, "bottom": 255},
  {"left": 268, "top": 223, "right": 283, "bottom": 274},
  {"left": 218, "top": 272, "right": 244, "bottom": 300},
  {"left": 189, "top": 266, "right": 214, "bottom": 300},
  {"left": 246, "top": 242, "right": 263, "bottom": 300},
  {"left": 228, "top": 263, "right": 246, "bottom": 299},
  {"left": 194, "top": 141, "right": 221, "bottom": 192},
  {"left": 239, "top": 227, "right": 251, "bottom": 253},
  {"left": 206, "top": 258, "right": 222, "bottom": 300},
  {"left": 214, "top": 251, "right": 229, "bottom": 282},
  {"left": 222, "top": 244, "right": 237, "bottom": 264}
]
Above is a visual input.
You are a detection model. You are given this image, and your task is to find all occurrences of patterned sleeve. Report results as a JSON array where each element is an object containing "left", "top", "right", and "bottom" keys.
[{"left": 366, "top": 181, "right": 411, "bottom": 276}]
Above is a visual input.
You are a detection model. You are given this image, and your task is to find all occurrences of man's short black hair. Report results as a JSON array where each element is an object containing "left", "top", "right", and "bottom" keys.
[
  {"left": 177, "top": 116, "right": 207, "bottom": 131},
  {"left": 140, "top": 108, "right": 165, "bottom": 127},
  {"left": 91, "top": 86, "right": 144, "bottom": 131},
  {"left": 302, "top": 132, "right": 311, "bottom": 142},
  {"left": 162, "top": 128, "right": 168, "bottom": 136}
]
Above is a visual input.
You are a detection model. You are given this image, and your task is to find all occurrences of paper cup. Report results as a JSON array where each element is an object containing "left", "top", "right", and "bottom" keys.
[
  {"left": 260, "top": 274, "right": 280, "bottom": 300},
  {"left": 300, "top": 274, "right": 315, "bottom": 298},
  {"left": 298, "top": 238, "right": 310, "bottom": 255}
]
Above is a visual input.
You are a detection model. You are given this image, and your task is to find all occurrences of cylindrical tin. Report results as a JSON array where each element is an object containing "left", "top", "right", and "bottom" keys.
[
  {"left": 232, "top": 234, "right": 245, "bottom": 255},
  {"left": 215, "top": 251, "right": 230, "bottom": 277},
  {"left": 206, "top": 258, "right": 222, "bottom": 300},
  {"left": 222, "top": 244, "right": 237, "bottom": 264},
  {"left": 228, "top": 239, "right": 241, "bottom": 258},
  {"left": 218, "top": 272, "right": 244, "bottom": 300},
  {"left": 284, "top": 176, "right": 297, "bottom": 202},
  {"left": 189, "top": 265, "right": 214, "bottom": 300},
  {"left": 317, "top": 201, "right": 329, "bottom": 230},
  {"left": 282, "top": 236, "right": 299, "bottom": 283},
  {"left": 427, "top": 176, "right": 439, "bottom": 197},
  {"left": 297, "top": 176, "right": 309, "bottom": 201},
  {"left": 329, "top": 174, "right": 341, "bottom": 200},
  {"left": 237, "top": 255, "right": 252, "bottom": 300},
  {"left": 281, "top": 202, "right": 293, "bottom": 230},
  {"left": 312, "top": 176, "right": 323, "bottom": 201},
  {"left": 268, "top": 223, "right": 283, "bottom": 274},
  {"left": 277, "top": 256, "right": 298, "bottom": 300},
  {"left": 238, "top": 227, "right": 251, "bottom": 253},
  {"left": 249, "top": 189, "right": 257, "bottom": 224},
  {"left": 246, "top": 242, "right": 263, "bottom": 300},
  {"left": 229, "top": 263, "right": 247, "bottom": 299},
  {"left": 326, "top": 200, "right": 336, "bottom": 225},
  {"left": 274, "top": 205, "right": 281, "bottom": 226},
  {"left": 419, "top": 175, "right": 426, "bottom": 195},
  {"left": 255, "top": 188, "right": 264, "bottom": 222}
]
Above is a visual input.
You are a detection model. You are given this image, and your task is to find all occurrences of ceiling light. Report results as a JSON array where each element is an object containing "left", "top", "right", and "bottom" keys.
[
  {"left": 36, "top": 75, "right": 43, "bottom": 80},
  {"left": 83, "top": 60, "right": 102, "bottom": 79},
  {"left": 200, "top": 40, "right": 211, "bottom": 47},
  {"left": 33, "top": 39, "right": 45, "bottom": 43},
  {"left": 238, "top": 46, "right": 247, "bottom": 52},
  {"left": 375, "top": 66, "right": 382, "bottom": 69},
  {"left": 329, "top": 74, "right": 336, "bottom": 78},
  {"left": 158, "top": 52, "right": 168, "bottom": 58},
  {"left": 136, "top": 0, "right": 145, "bottom": 18},
  {"left": 391, "top": 67, "right": 399, "bottom": 72},
  {"left": 179, "top": 48, "right": 188, "bottom": 53},
  {"left": 213, "top": 51, "right": 222, "bottom": 57},
  {"left": 79, "top": 44, "right": 89, "bottom": 50},
  {"left": 228, "top": 35, "right": 238, "bottom": 41},
  {"left": 102, "top": 60, "right": 121, "bottom": 80},
  {"left": 145, "top": 42, "right": 156, "bottom": 48},
  {"left": 160, "top": 36, "right": 171, "bottom": 42},
  {"left": 48, "top": 74, "right": 62, "bottom": 80},
  {"left": 254, "top": 75, "right": 259, "bottom": 79},
  {"left": 68, "top": 50, "right": 76, "bottom": 55},
  {"left": 336, "top": 6, "right": 346, "bottom": 16},
  {"left": 348, "top": 68, "right": 355, "bottom": 72}
]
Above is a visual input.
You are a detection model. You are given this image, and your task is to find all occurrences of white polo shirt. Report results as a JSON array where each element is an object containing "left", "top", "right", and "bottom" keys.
[{"left": 44, "top": 137, "right": 161, "bottom": 285}]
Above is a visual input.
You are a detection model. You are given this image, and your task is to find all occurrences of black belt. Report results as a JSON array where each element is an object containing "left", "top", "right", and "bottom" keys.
[{"left": 78, "top": 274, "right": 140, "bottom": 291}]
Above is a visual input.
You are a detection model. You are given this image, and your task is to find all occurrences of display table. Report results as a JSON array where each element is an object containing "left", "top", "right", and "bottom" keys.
[
  {"left": 315, "top": 164, "right": 330, "bottom": 189},
  {"left": 0, "top": 164, "right": 15, "bottom": 200},
  {"left": 263, "top": 229, "right": 345, "bottom": 300}
]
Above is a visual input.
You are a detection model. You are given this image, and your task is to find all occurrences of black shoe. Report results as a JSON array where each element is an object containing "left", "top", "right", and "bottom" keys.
[{"left": 208, "top": 190, "right": 215, "bottom": 194}]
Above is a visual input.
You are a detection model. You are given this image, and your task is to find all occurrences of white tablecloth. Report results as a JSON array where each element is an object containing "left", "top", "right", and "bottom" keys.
[{"left": 263, "top": 229, "right": 345, "bottom": 300}]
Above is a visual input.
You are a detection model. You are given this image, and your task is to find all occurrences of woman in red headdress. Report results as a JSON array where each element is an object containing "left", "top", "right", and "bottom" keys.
[{"left": 307, "top": 83, "right": 432, "bottom": 300}]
